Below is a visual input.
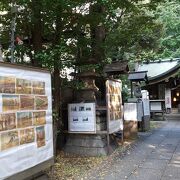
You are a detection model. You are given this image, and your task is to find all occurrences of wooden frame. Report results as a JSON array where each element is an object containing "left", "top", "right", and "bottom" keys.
[{"left": 0, "top": 62, "right": 49, "bottom": 73}]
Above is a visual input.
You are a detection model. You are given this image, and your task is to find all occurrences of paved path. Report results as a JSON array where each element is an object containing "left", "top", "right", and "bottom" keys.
[{"left": 92, "top": 120, "right": 180, "bottom": 180}]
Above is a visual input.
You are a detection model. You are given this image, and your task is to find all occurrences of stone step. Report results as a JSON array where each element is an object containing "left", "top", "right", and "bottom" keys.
[
  {"left": 171, "top": 108, "right": 179, "bottom": 114},
  {"left": 165, "top": 114, "right": 180, "bottom": 121},
  {"left": 166, "top": 117, "right": 180, "bottom": 121}
]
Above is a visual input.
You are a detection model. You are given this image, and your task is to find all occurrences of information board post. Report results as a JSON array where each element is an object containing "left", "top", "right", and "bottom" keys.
[
  {"left": 106, "top": 79, "right": 123, "bottom": 153},
  {"left": 65, "top": 79, "right": 124, "bottom": 156}
]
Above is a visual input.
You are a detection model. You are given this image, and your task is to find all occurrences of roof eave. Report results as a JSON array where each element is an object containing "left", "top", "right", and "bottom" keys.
[{"left": 147, "top": 64, "right": 180, "bottom": 85}]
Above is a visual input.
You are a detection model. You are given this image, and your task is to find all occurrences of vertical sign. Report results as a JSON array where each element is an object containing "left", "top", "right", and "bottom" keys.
[
  {"left": 142, "top": 99, "right": 150, "bottom": 116},
  {"left": 106, "top": 80, "right": 123, "bottom": 133},
  {"left": 165, "top": 88, "right": 172, "bottom": 109},
  {"left": 68, "top": 103, "right": 96, "bottom": 133},
  {"left": 137, "top": 101, "right": 143, "bottom": 121},
  {"left": 158, "top": 84, "right": 165, "bottom": 99},
  {"left": 0, "top": 63, "right": 53, "bottom": 179}
]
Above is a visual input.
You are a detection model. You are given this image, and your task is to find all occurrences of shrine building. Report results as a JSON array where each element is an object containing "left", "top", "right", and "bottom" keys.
[{"left": 137, "top": 58, "right": 180, "bottom": 113}]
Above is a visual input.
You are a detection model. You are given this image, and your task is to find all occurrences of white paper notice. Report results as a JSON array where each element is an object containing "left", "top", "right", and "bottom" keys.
[
  {"left": 68, "top": 103, "right": 96, "bottom": 133},
  {"left": 0, "top": 64, "right": 53, "bottom": 179},
  {"left": 150, "top": 102, "right": 162, "bottom": 111}
]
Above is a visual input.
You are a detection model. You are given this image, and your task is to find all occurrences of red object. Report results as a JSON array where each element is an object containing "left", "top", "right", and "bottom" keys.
[{"left": 15, "top": 36, "right": 23, "bottom": 45}]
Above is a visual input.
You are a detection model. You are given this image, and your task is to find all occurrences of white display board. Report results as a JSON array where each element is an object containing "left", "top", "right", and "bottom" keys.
[
  {"left": 68, "top": 103, "right": 96, "bottom": 133},
  {"left": 150, "top": 102, "right": 162, "bottom": 111},
  {"left": 0, "top": 63, "right": 53, "bottom": 179},
  {"left": 124, "top": 102, "right": 143, "bottom": 122},
  {"left": 106, "top": 80, "right": 123, "bottom": 133},
  {"left": 124, "top": 103, "right": 137, "bottom": 121}
]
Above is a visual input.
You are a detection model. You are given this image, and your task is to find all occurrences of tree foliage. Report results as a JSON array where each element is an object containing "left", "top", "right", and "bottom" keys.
[
  {"left": 0, "top": 0, "right": 167, "bottom": 66},
  {"left": 155, "top": 0, "right": 180, "bottom": 58},
  {"left": 104, "top": 0, "right": 179, "bottom": 62},
  {"left": 1, "top": 0, "right": 174, "bottom": 150}
]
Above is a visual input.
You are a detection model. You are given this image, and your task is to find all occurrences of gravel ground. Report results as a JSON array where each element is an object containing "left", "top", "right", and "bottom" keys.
[{"left": 36, "top": 121, "right": 165, "bottom": 180}]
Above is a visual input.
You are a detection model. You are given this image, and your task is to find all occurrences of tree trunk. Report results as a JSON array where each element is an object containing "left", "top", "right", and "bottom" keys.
[
  {"left": 31, "top": 0, "right": 42, "bottom": 66},
  {"left": 90, "top": 4, "right": 106, "bottom": 63},
  {"left": 52, "top": 67, "right": 61, "bottom": 156},
  {"left": 52, "top": 5, "right": 63, "bottom": 156}
]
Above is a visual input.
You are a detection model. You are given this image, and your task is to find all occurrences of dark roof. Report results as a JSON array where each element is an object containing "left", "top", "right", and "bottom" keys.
[
  {"left": 138, "top": 58, "right": 180, "bottom": 84},
  {"left": 128, "top": 71, "right": 148, "bottom": 82},
  {"left": 104, "top": 61, "right": 129, "bottom": 75}
]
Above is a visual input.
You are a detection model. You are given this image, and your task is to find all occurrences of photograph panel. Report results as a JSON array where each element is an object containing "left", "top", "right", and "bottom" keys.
[
  {"left": 1, "top": 131, "right": 19, "bottom": 151},
  {"left": 36, "top": 126, "right": 45, "bottom": 148},
  {"left": 35, "top": 96, "right": 48, "bottom": 110},
  {"left": 20, "top": 95, "right": 34, "bottom": 110},
  {"left": 0, "top": 113, "right": 16, "bottom": 131},
  {"left": 33, "top": 111, "right": 46, "bottom": 125},
  {"left": 20, "top": 128, "right": 35, "bottom": 145},
  {"left": 17, "top": 112, "right": 32, "bottom": 128},
  {"left": 2, "top": 95, "right": 19, "bottom": 112},
  {"left": 16, "top": 79, "right": 32, "bottom": 94},
  {"left": 0, "top": 76, "right": 15, "bottom": 94},
  {"left": 32, "top": 81, "right": 45, "bottom": 95}
]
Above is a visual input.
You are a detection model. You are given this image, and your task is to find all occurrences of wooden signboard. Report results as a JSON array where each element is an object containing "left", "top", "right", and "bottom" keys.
[{"left": 106, "top": 80, "right": 123, "bottom": 134}]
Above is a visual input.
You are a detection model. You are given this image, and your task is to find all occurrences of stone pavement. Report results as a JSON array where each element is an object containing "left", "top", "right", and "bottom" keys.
[{"left": 91, "top": 120, "right": 180, "bottom": 180}]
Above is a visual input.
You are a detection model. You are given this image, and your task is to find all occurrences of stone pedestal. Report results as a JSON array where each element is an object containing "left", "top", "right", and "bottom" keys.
[
  {"left": 64, "top": 134, "right": 108, "bottom": 156},
  {"left": 64, "top": 69, "right": 114, "bottom": 156},
  {"left": 63, "top": 111, "right": 118, "bottom": 156},
  {"left": 142, "top": 116, "right": 150, "bottom": 131},
  {"left": 138, "top": 116, "right": 150, "bottom": 132},
  {"left": 64, "top": 132, "right": 118, "bottom": 156},
  {"left": 124, "top": 121, "right": 138, "bottom": 139}
]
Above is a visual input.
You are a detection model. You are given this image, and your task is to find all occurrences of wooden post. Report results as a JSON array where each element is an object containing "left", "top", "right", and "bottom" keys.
[
  {"left": 107, "top": 133, "right": 110, "bottom": 155},
  {"left": 131, "top": 81, "right": 133, "bottom": 98},
  {"left": 121, "top": 130, "right": 124, "bottom": 145}
]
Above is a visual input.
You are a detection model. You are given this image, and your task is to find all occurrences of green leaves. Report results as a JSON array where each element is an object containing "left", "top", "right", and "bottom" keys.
[
  {"left": 155, "top": 0, "right": 180, "bottom": 58},
  {"left": 1, "top": 0, "right": 176, "bottom": 72},
  {"left": 105, "top": 6, "right": 163, "bottom": 62}
]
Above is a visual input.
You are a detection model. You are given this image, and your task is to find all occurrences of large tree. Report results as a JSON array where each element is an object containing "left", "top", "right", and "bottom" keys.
[{"left": 0, "top": 0, "right": 165, "bottom": 150}]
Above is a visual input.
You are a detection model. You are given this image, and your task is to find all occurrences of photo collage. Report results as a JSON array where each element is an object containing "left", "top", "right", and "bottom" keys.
[
  {"left": 107, "top": 82, "right": 122, "bottom": 121},
  {"left": 0, "top": 76, "right": 47, "bottom": 152}
]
